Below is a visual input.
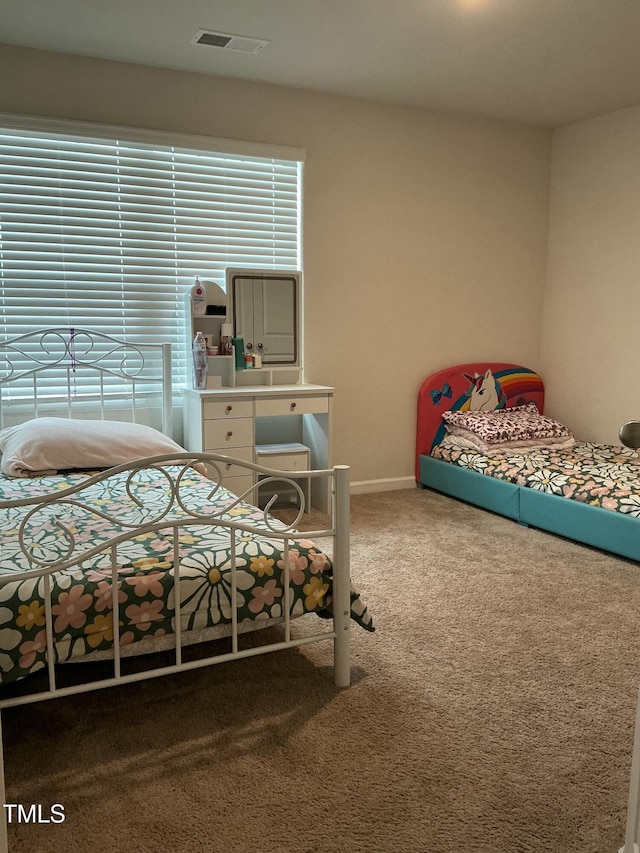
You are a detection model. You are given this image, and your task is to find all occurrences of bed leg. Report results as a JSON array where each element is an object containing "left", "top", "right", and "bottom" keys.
[
  {"left": 333, "top": 465, "right": 351, "bottom": 688},
  {"left": 620, "top": 683, "right": 640, "bottom": 853},
  {"left": 0, "top": 710, "right": 8, "bottom": 853}
]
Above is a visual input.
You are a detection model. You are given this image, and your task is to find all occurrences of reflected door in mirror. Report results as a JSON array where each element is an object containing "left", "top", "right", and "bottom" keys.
[{"left": 227, "top": 270, "right": 301, "bottom": 366}]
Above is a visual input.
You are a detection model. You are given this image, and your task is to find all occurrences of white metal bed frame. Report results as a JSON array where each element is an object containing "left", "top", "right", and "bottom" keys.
[{"left": 0, "top": 328, "right": 351, "bottom": 853}]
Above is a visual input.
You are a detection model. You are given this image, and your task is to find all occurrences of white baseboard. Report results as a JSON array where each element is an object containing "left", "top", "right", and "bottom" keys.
[{"left": 350, "top": 476, "right": 415, "bottom": 495}]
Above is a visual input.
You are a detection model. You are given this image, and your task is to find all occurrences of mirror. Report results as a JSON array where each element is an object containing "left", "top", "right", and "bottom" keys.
[
  {"left": 620, "top": 421, "right": 640, "bottom": 449},
  {"left": 226, "top": 268, "right": 302, "bottom": 366}
]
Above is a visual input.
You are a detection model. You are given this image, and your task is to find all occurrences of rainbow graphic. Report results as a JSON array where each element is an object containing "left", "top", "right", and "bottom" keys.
[{"left": 494, "top": 368, "right": 544, "bottom": 407}]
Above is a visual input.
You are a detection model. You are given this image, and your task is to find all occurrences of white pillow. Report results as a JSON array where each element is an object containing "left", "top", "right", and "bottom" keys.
[{"left": 0, "top": 417, "right": 193, "bottom": 478}]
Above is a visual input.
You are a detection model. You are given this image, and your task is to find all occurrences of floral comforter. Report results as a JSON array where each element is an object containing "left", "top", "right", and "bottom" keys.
[
  {"left": 0, "top": 466, "right": 373, "bottom": 687},
  {"left": 431, "top": 440, "right": 640, "bottom": 515}
]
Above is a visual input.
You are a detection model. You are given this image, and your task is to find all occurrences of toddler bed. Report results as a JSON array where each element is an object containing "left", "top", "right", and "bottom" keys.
[
  {"left": 0, "top": 328, "right": 372, "bottom": 853},
  {"left": 416, "top": 362, "right": 640, "bottom": 562}
]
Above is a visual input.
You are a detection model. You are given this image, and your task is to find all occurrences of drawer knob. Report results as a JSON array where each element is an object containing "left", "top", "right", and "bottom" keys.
[
  {"left": 290, "top": 402, "right": 297, "bottom": 410},
  {"left": 226, "top": 431, "right": 233, "bottom": 438},
  {"left": 226, "top": 405, "right": 233, "bottom": 412}
]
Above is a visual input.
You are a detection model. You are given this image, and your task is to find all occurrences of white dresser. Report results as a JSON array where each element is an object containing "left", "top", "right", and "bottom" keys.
[{"left": 182, "top": 384, "right": 333, "bottom": 512}]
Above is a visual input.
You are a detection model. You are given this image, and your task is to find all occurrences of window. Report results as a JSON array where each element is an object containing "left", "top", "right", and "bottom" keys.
[{"left": 0, "top": 115, "right": 303, "bottom": 401}]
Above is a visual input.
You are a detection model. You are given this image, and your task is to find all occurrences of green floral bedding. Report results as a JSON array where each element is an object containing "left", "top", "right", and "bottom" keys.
[
  {"left": 0, "top": 466, "right": 373, "bottom": 687},
  {"left": 432, "top": 440, "right": 640, "bottom": 514}
]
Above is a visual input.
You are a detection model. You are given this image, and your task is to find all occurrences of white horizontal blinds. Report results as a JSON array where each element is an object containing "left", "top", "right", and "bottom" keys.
[
  {"left": 170, "top": 144, "right": 300, "bottom": 272},
  {"left": 0, "top": 121, "right": 301, "bottom": 402}
]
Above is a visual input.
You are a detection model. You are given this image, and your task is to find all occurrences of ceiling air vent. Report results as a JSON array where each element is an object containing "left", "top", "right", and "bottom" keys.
[{"left": 191, "top": 29, "right": 270, "bottom": 54}]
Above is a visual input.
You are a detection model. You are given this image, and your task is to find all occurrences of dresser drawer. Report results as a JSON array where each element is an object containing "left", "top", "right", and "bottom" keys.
[
  {"left": 254, "top": 395, "right": 329, "bottom": 418},
  {"left": 204, "top": 445, "right": 254, "bottom": 476},
  {"left": 202, "top": 399, "right": 253, "bottom": 420},
  {"left": 207, "top": 469, "right": 257, "bottom": 496},
  {"left": 203, "top": 417, "right": 253, "bottom": 449},
  {"left": 220, "top": 474, "right": 256, "bottom": 500}
]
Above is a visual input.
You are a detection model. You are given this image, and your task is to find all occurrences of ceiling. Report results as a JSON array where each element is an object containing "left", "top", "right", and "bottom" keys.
[{"left": 2, "top": 0, "right": 640, "bottom": 128}]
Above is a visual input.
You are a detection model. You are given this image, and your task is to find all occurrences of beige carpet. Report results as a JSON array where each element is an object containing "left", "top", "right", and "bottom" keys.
[{"left": 4, "top": 487, "right": 640, "bottom": 853}]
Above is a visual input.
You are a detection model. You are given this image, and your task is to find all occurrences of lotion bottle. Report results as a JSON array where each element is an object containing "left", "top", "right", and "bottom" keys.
[{"left": 191, "top": 278, "right": 206, "bottom": 317}]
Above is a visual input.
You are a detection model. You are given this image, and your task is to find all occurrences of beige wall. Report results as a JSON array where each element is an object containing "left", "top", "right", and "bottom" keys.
[
  {"left": 542, "top": 106, "right": 640, "bottom": 444},
  {"left": 0, "top": 44, "right": 552, "bottom": 487}
]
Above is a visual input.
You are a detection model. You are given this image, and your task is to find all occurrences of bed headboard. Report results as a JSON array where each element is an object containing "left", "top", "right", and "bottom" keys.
[
  {"left": 0, "top": 328, "right": 173, "bottom": 437},
  {"left": 416, "top": 362, "right": 545, "bottom": 479}
]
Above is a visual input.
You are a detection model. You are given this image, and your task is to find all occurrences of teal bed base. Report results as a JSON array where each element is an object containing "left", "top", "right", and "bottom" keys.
[{"left": 419, "top": 455, "right": 640, "bottom": 563}]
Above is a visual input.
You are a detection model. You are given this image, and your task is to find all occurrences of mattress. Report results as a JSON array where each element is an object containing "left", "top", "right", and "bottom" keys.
[
  {"left": 0, "top": 466, "right": 373, "bottom": 687},
  {"left": 431, "top": 440, "right": 640, "bottom": 515}
]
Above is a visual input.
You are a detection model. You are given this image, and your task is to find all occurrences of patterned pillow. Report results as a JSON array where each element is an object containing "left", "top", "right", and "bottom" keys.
[{"left": 442, "top": 402, "right": 572, "bottom": 445}]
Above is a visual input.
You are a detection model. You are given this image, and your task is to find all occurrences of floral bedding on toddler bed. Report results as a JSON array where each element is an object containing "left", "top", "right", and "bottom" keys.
[
  {"left": 0, "top": 466, "right": 373, "bottom": 687},
  {"left": 432, "top": 440, "right": 640, "bottom": 514}
]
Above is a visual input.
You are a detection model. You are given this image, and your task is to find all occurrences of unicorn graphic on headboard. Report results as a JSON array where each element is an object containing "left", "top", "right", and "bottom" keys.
[{"left": 463, "top": 369, "right": 505, "bottom": 412}]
